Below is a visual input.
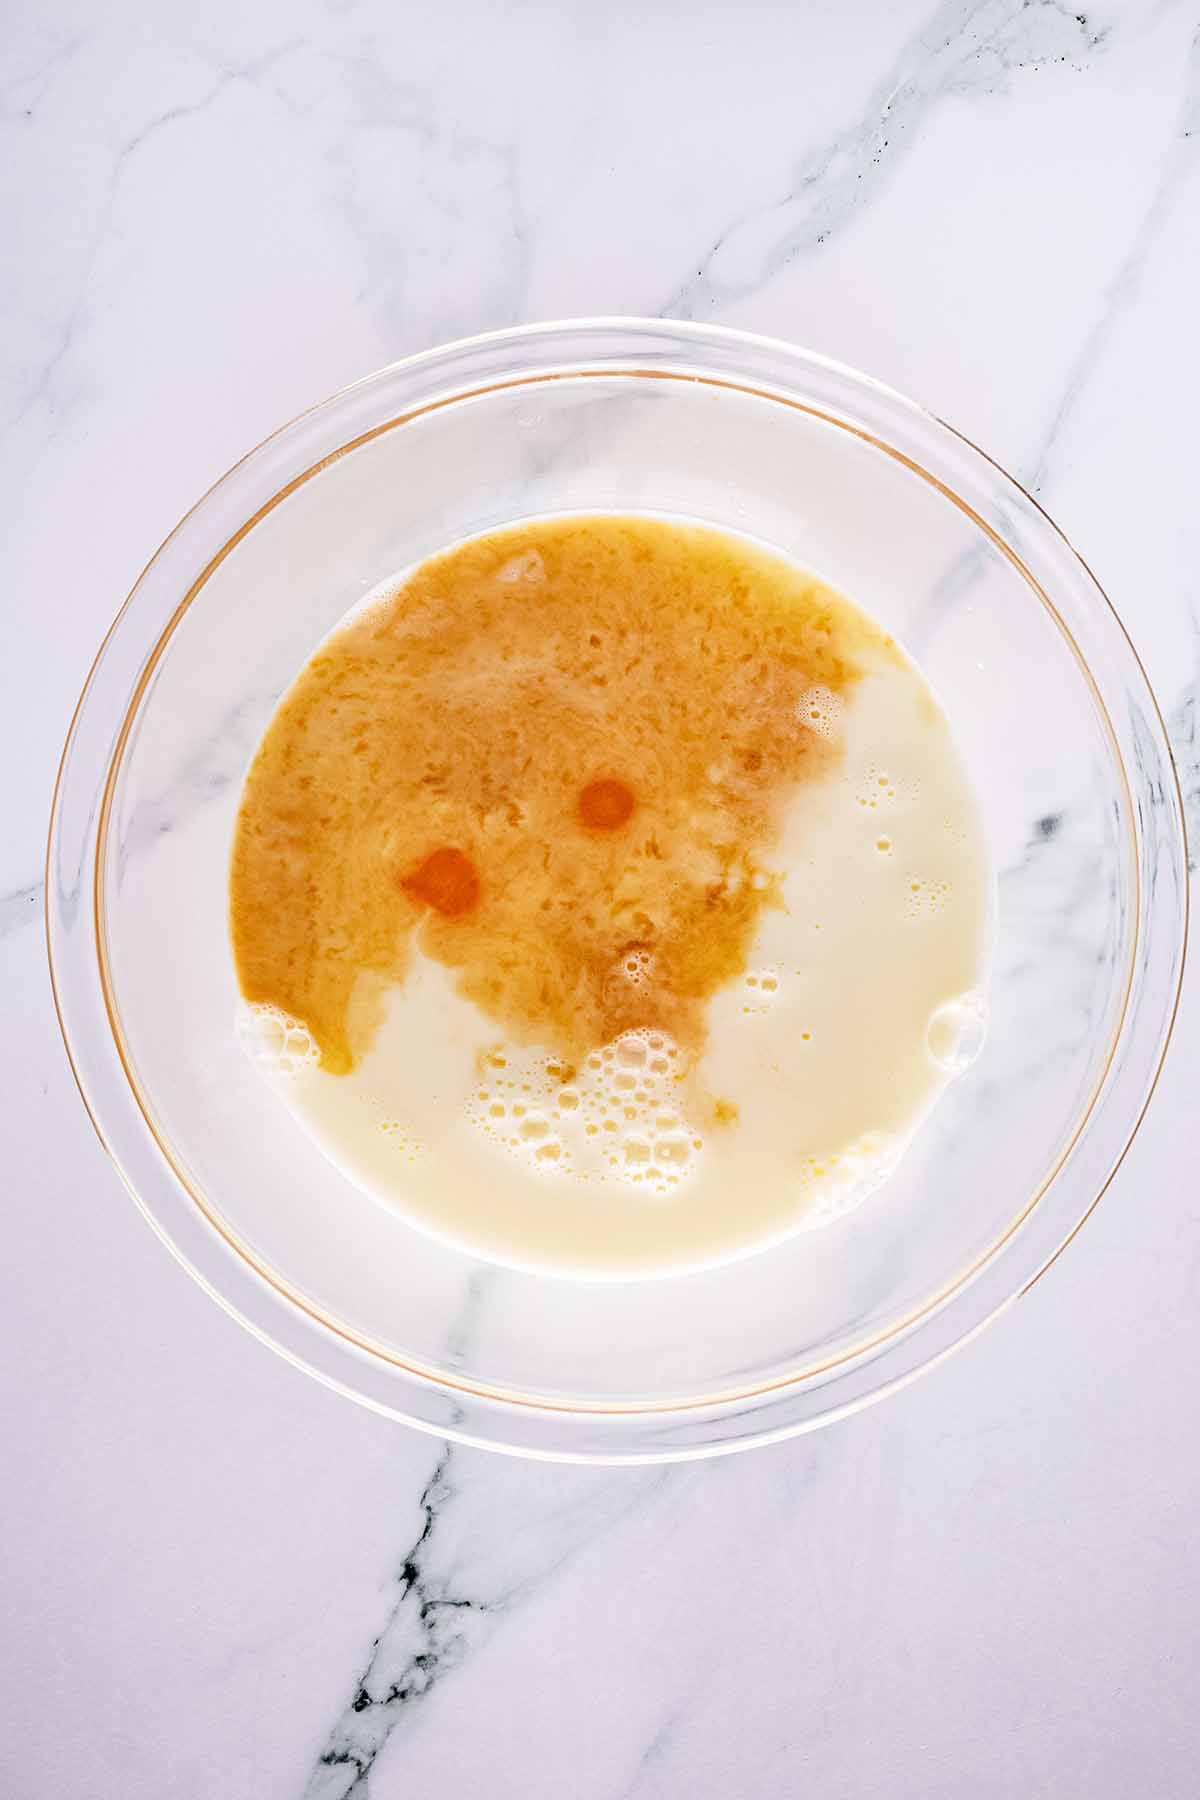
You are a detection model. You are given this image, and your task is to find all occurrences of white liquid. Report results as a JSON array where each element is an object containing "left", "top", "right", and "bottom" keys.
[{"left": 241, "top": 644, "right": 992, "bottom": 1278}]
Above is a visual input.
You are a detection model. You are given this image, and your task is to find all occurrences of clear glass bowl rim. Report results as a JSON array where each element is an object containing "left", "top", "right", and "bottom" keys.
[{"left": 46, "top": 318, "right": 1189, "bottom": 1463}]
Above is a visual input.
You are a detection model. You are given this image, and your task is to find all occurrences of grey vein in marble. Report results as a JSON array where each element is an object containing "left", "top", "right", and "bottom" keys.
[
  {"left": 1166, "top": 629, "right": 1200, "bottom": 871},
  {"left": 902, "top": 22, "right": 1200, "bottom": 670},
  {"left": 115, "top": 688, "right": 272, "bottom": 881},
  {"left": 661, "top": 0, "right": 1108, "bottom": 321},
  {"left": 1030, "top": 18, "right": 1200, "bottom": 494},
  {"left": 0, "top": 879, "right": 43, "bottom": 942},
  {"left": 0, "top": 24, "right": 81, "bottom": 125},
  {"left": 305, "top": 1450, "right": 493, "bottom": 1800},
  {"left": 302, "top": 53, "right": 531, "bottom": 349},
  {"left": 616, "top": 1704, "right": 691, "bottom": 1800},
  {"left": 304, "top": 1448, "right": 670, "bottom": 1799},
  {"left": 4, "top": 40, "right": 300, "bottom": 439}
]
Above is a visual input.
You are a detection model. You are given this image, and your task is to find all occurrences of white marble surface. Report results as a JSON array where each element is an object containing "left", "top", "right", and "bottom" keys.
[{"left": 4, "top": 1, "right": 1200, "bottom": 1793}]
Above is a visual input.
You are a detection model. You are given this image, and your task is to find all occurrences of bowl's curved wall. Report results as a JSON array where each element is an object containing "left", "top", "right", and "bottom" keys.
[{"left": 48, "top": 321, "right": 1187, "bottom": 1460}]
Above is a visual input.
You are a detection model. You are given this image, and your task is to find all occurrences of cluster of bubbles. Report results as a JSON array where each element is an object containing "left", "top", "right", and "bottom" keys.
[
  {"left": 465, "top": 1028, "right": 704, "bottom": 1197},
  {"left": 856, "top": 765, "right": 899, "bottom": 810},
  {"left": 796, "top": 685, "right": 843, "bottom": 741},
  {"left": 376, "top": 1117, "right": 427, "bottom": 1164},
  {"left": 852, "top": 766, "right": 956, "bottom": 922},
  {"left": 615, "top": 946, "right": 655, "bottom": 990},
  {"left": 740, "top": 966, "right": 782, "bottom": 1016},
  {"left": 904, "top": 876, "right": 952, "bottom": 920},
  {"left": 793, "top": 1132, "right": 903, "bottom": 1229},
  {"left": 237, "top": 1002, "right": 321, "bottom": 1079}
]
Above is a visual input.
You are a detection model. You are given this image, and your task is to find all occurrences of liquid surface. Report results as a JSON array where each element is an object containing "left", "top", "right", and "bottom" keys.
[{"left": 231, "top": 516, "right": 991, "bottom": 1277}]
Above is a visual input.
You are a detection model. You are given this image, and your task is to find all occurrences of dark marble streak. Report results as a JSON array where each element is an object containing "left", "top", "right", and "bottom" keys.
[
  {"left": 660, "top": 0, "right": 1107, "bottom": 320},
  {"left": 303, "top": 1447, "right": 672, "bottom": 1799},
  {"left": 305, "top": 1450, "right": 485, "bottom": 1800}
]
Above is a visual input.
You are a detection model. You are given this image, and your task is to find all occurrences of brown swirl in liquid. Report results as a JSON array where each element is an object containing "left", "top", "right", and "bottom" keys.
[{"left": 230, "top": 516, "right": 886, "bottom": 1074}]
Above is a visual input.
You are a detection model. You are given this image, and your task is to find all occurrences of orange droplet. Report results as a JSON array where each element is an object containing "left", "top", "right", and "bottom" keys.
[
  {"left": 401, "top": 846, "right": 480, "bottom": 917},
  {"left": 578, "top": 778, "right": 635, "bottom": 831}
]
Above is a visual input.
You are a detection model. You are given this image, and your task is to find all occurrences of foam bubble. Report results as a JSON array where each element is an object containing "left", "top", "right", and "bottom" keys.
[
  {"left": 618, "top": 948, "right": 655, "bottom": 988},
  {"left": 856, "top": 764, "right": 900, "bottom": 810},
  {"left": 465, "top": 1027, "right": 702, "bottom": 1196},
  {"left": 926, "top": 993, "right": 988, "bottom": 1074},
  {"left": 905, "top": 877, "right": 952, "bottom": 920},
  {"left": 741, "top": 967, "right": 782, "bottom": 1015},
  {"left": 378, "top": 1118, "right": 425, "bottom": 1163},
  {"left": 797, "top": 685, "right": 843, "bottom": 740},
  {"left": 237, "top": 1003, "right": 320, "bottom": 1079},
  {"left": 795, "top": 1132, "right": 904, "bottom": 1228}
]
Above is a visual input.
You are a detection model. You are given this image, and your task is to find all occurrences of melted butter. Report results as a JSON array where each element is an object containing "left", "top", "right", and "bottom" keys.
[{"left": 230, "top": 516, "right": 890, "bottom": 1076}]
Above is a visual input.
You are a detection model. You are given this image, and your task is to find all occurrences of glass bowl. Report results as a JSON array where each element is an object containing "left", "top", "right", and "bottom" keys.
[{"left": 47, "top": 320, "right": 1188, "bottom": 1462}]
